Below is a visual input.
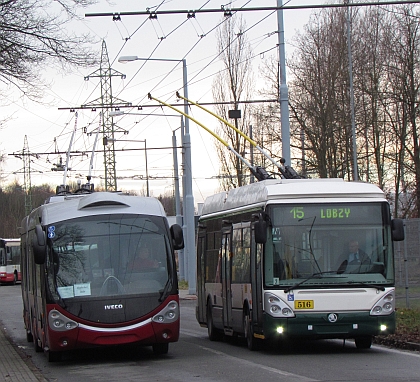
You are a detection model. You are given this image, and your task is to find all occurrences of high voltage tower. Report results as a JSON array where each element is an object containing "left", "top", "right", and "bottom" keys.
[
  {"left": 12, "top": 136, "right": 34, "bottom": 215},
  {"left": 82, "top": 40, "right": 131, "bottom": 191},
  {"left": 23, "top": 136, "right": 32, "bottom": 215}
]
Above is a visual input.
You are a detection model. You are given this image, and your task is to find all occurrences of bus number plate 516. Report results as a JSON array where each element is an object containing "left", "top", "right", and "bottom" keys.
[{"left": 294, "top": 300, "right": 314, "bottom": 309}]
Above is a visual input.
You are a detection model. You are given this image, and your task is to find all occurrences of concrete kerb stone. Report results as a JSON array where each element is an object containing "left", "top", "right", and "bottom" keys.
[{"left": 0, "top": 321, "right": 46, "bottom": 382}]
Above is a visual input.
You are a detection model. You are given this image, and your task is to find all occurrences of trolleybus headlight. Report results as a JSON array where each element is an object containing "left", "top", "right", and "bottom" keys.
[
  {"left": 370, "top": 291, "right": 395, "bottom": 316},
  {"left": 373, "top": 306, "right": 382, "bottom": 314},
  {"left": 264, "top": 292, "right": 295, "bottom": 318},
  {"left": 383, "top": 302, "right": 392, "bottom": 311},
  {"left": 152, "top": 300, "right": 179, "bottom": 324},
  {"left": 48, "top": 310, "right": 78, "bottom": 332},
  {"left": 166, "top": 311, "right": 176, "bottom": 319}
]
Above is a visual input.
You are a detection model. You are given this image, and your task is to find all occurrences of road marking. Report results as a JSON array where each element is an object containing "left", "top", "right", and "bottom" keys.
[
  {"left": 199, "top": 345, "right": 318, "bottom": 381},
  {"left": 181, "top": 329, "right": 318, "bottom": 381}
]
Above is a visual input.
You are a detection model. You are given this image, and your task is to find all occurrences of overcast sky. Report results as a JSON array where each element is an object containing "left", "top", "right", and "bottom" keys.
[{"left": 1, "top": 0, "right": 317, "bottom": 205}]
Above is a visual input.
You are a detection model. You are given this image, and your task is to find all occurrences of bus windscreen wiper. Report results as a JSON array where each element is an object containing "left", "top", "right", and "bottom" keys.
[
  {"left": 284, "top": 271, "right": 343, "bottom": 293},
  {"left": 159, "top": 279, "right": 172, "bottom": 302},
  {"left": 346, "top": 280, "right": 385, "bottom": 291}
]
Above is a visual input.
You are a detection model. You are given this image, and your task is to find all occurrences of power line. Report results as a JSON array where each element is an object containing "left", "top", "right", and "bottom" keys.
[
  {"left": 58, "top": 98, "right": 278, "bottom": 111},
  {"left": 9, "top": 146, "right": 181, "bottom": 157},
  {"left": 85, "top": 2, "right": 420, "bottom": 18}
]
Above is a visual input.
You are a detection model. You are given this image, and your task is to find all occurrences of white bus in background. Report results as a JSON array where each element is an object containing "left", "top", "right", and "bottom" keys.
[
  {"left": 196, "top": 178, "right": 405, "bottom": 350},
  {"left": 0, "top": 238, "right": 21, "bottom": 284}
]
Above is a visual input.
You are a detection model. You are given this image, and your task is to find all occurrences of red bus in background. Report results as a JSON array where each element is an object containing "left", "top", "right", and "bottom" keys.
[{"left": 0, "top": 238, "right": 21, "bottom": 284}]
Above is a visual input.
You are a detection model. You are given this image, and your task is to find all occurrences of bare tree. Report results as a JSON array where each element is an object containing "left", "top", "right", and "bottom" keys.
[
  {"left": 352, "top": 6, "right": 393, "bottom": 188},
  {"left": 384, "top": 5, "right": 420, "bottom": 217},
  {"left": 254, "top": 4, "right": 420, "bottom": 218},
  {"left": 212, "top": 15, "right": 254, "bottom": 190},
  {"left": 288, "top": 9, "right": 351, "bottom": 179},
  {"left": 0, "top": 0, "right": 98, "bottom": 101}
]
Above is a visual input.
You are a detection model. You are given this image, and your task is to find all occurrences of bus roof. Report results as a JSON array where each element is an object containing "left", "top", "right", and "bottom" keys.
[
  {"left": 31, "top": 192, "right": 167, "bottom": 226},
  {"left": 200, "top": 178, "right": 387, "bottom": 217}
]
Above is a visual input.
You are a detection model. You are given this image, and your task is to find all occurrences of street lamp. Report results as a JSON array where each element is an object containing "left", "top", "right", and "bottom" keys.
[
  {"left": 276, "top": 0, "right": 291, "bottom": 165},
  {"left": 104, "top": 136, "right": 149, "bottom": 196},
  {"left": 118, "top": 55, "right": 196, "bottom": 294}
]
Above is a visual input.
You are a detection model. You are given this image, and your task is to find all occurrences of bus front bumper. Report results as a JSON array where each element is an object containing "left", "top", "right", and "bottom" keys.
[{"left": 262, "top": 311, "right": 396, "bottom": 341}]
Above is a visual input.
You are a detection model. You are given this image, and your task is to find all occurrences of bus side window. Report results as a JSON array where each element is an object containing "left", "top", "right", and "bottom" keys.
[{"left": 0, "top": 249, "right": 5, "bottom": 265}]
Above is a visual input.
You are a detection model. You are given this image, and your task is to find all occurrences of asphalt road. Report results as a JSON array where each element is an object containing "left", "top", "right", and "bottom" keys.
[{"left": 1, "top": 284, "right": 420, "bottom": 382}]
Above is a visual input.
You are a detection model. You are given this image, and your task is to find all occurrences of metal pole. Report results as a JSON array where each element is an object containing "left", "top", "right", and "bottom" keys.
[
  {"left": 403, "top": 222, "right": 410, "bottom": 308},
  {"left": 277, "top": 0, "right": 291, "bottom": 165},
  {"left": 250, "top": 124, "right": 254, "bottom": 184},
  {"left": 181, "top": 59, "right": 196, "bottom": 294},
  {"left": 172, "top": 127, "right": 184, "bottom": 280},
  {"left": 144, "top": 139, "right": 150, "bottom": 196},
  {"left": 346, "top": 0, "right": 359, "bottom": 181}
]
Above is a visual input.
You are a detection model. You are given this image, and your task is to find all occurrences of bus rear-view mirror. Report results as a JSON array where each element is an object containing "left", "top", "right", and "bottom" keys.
[
  {"left": 391, "top": 218, "right": 404, "bottom": 242},
  {"left": 254, "top": 221, "right": 267, "bottom": 244},
  {"left": 170, "top": 224, "right": 184, "bottom": 250},
  {"left": 32, "top": 225, "right": 46, "bottom": 264}
]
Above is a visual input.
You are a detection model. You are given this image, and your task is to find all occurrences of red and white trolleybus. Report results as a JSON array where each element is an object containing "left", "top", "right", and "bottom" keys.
[{"left": 20, "top": 186, "right": 183, "bottom": 361}]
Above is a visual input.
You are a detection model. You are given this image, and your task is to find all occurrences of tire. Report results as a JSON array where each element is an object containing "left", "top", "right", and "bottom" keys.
[
  {"left": 34, "top": 337, "right": 43, "bottom": 353},
  {"left": 26, "top": 330, "right": 33, "bottom": 343},
  {"left": 46, "top": 350, "right": 62, "bottom": 362},
  {"left": 207, "top": 303, "right": 222, "bottom": 341},
  {"left": 355, "top": 336, "right": 372, "bottom": 349},
  {"left": 244, "top": 310, "right": 259, "bottom": 351},
  {"left": 152, "top": 343, "right": 169, "bottom": 355},
  {"left": 12, "top": 273, "right": 17, "bottom": 285}
]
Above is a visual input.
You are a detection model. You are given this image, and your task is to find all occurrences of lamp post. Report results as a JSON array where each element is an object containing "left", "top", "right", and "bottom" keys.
[
  {"left": 103, "top": 135, "right": 150, "bottom": 196},
  {"left": 118, "top": 56, "right": 196, "bottom": 294},
  {"left": 346, "top": 0, "right": 359, "bottom": 181},
  {"left": 277, "top": 0, "right": 291, "bottom": 165}
]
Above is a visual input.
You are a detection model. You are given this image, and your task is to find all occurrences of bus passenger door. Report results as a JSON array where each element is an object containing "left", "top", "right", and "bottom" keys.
[
  {"left": 251, "top": 224, "right": 264, "bottom": 331},
  {"left": 196, "top": 233, "right": 207, "bottom": 324},
  {"left": 221, "top": 230, "right": 233, "bottom": 333}
]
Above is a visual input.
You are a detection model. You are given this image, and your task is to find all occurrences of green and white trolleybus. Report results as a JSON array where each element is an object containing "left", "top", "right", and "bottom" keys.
[{"left": 196, "top": 178, "right": 404, "bottom": 350}]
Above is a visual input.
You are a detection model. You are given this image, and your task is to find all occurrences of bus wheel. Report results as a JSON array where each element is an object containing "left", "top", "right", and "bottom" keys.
[
  {"left": 34, "top": 338, "right": 43, "bottom": 353},
  {"left": 244, "top": 310, "right": 259, "bottom": 351},
  {"left": 46, "top": 350, "right": 62, "bottom": 362},
  {"left": 12, "top": 273, "right": 17, "bottom": 285},
  {"left": 152, "top": 343, "right": 169, "bottom": 355},
  {"left": 26, "top": 330, "right": 33, "bottom": 343},
  {"left": 207, "top": 303, "right": 222, "bottom": 341},
  {"left": 355, "top": 336, "right": 372, "bottom": 349}
]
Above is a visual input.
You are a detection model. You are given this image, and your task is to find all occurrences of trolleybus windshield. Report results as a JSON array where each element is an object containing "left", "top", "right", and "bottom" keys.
[
  {"left": 264, "top": 202, "right": 394, "bottom": 288},
  {"left": 46, "top": 213, "right": 174, "bottom": 318}
]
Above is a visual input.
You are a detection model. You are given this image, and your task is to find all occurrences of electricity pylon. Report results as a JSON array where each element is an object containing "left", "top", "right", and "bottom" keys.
[
  {"left": 83, "top": 40, "right": 131, "bottom": 191},
  {"left": 23, "top": 136, "right": 32, "bottom": 215}
]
